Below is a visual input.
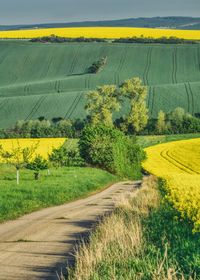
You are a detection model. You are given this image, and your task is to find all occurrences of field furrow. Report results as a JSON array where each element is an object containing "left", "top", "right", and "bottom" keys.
[
  {"left": 64, "top": 92, "right": 80, "bottom": 119},
  {"left": 25, "top": 96, "right": 46, "bottom": 121}
]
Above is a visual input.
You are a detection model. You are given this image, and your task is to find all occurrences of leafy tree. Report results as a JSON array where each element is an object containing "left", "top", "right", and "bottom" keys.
[
  {"left": 156, "top": 110, "right": 166, "bottom": 134},
  {"left": 57, "top": 119, "right": 74, "bottom": 137},
  {"left": 49, "top": 146, "right": 68, "bottom": 168},
  {"left": 120, "top": 77, "right": 149, "bottom": 133},
  {"left": 0, "top": 141, "right": 38, "bottom": 184},
  {"left": 85, "top": 85, "right": 120, "bottom": 127},
  {"left": 26, "top": 155, "right": 49, "bottom": 180},
  {"left": 168, "top": 107, "right": 191, "bottom": 133},
  {"left": 170, "top": 107, "right": 186, "bottom": 126}
]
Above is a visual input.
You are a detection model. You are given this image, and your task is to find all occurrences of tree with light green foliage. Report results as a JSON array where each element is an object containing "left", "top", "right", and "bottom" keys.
[
  {"left": 120, "top": 77, "right": 149, "bottom": 133},
  {"left": 156, "top": 110, "right": 166, "bottom": 134},
  {"left": 170, "top": 107, "right": 186, "bottom": 126},
  {"left": 85, "top": 85, "right": 120, "bottom": 127},
  {"left": 0, "top": 141, "right": 38, "bottom": 184},
  {"left": 26, "top": 155, "right": 49, "bottom": 180}
]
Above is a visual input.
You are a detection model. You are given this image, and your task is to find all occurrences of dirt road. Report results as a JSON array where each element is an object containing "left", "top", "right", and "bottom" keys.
[{"left": 0, "top": 180, "right": 140, "bottom": 280}]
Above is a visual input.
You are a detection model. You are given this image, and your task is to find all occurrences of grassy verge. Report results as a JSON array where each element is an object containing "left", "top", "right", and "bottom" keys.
[
  {"left": 0, "top": 165, "right": 117, "bottom": 222},
  {"left": 137, "top": 133, "right": 200, "bottom": 148},
  {"left": 68, "top": 176, "right": 200, "bottom": 280}
]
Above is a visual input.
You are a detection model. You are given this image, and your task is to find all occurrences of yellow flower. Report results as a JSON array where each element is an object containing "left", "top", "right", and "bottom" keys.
[
  {"left": 0, "top": 27, "right": 200, "bottom": 40},
  {"left": 143, "top": 138, "right": 200, "bottom": 232}
]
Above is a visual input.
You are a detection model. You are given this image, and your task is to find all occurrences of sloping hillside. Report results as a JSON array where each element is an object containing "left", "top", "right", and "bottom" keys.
[{"left": 0, "top": 41, "right": 200, "bottom": 128}]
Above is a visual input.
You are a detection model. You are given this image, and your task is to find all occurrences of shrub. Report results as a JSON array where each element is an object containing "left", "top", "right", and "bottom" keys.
[
  {"left": 49, "top": 142, "right": 84, "bottom": 167},
  {"left": 26, "top": 155, "right": 49, "bottom": 180},
  {"left": 113, "top": 137, "right": 146, "bottom": 179},
  {"left": 79, "top": 125, "right": 146, "bottom": 179},
  {"left": 88, "top": 57, "right": 107, "bottom": 74}
]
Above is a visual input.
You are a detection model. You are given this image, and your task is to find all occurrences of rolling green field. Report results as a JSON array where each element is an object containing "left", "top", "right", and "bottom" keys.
[{"left": 0, "top": 40, "right": 200, "bottom": 128}]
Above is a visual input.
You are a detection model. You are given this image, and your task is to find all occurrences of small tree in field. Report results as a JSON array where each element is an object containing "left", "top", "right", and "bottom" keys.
[
  {"left": 0, "top": 141, "right": 38, "bottom": 184},
  {"left": 88, "top": 56, "right": 107, "bottom": 74},
  {"left": 26, "top": 155, "right": 49, "bottom": 180}
]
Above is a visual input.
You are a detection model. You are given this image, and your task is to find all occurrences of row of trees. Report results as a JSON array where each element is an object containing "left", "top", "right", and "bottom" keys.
[
  {"left": 30, "top": 35, "right": 107, "bottom": 43},
  {"left": 0, "top": 118, "right": 85, "bottom": 139},
  {"left": 30, "top": 35, "right": 198, "bottom": 45},
  {"left": 155, "top": 107, "right": 200, "bottom": 134},
  {"left": 113, "top": 36, "right": 198, "bottom": 44}
]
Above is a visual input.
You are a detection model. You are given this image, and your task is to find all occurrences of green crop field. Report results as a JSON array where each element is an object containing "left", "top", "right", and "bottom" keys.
[{"left": 0, "top": 40, "right": 200, "bottom": 128}]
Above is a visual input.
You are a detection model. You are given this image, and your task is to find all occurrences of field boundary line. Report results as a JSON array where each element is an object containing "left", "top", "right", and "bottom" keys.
[
  {"left": 30, "top": 95, "right": 47, "bottom": 119},
  {"left": 25, "top": 95, "right": 46, "bottom": 121},
  {"left": 64, "top": 92, "right": 80, "bottom": 119},
  {"left": 68, "top": 91, "right": 83, "bottom": 118}
]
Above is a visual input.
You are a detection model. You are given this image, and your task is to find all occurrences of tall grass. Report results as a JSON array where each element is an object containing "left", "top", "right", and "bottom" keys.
[
  {"left": 67, "top": 176, "right": 199, "bottom": 279},
  {"left": 0, "top": 166, "right": 117, "bottom": 222}
]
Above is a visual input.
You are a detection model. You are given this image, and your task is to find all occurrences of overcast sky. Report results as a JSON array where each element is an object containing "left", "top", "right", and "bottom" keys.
[{"left": 0, "top": 0, "right": 199, "bottom": 25}]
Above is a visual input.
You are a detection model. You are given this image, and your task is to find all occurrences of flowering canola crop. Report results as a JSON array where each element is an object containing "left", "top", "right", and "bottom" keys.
[
  {"left": 0, "top": 27, "right": 200, "bottom": 40},
  {"left": 143, "top": 138, "right": 200, "bottom": 231},
  {"left": 0, "top": 138, "right": 66, "bottom": 160}
]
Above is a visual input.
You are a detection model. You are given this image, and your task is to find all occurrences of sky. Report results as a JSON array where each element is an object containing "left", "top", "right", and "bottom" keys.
[{"left": 0, "top": 0, "right": 200, "bottom": 25}]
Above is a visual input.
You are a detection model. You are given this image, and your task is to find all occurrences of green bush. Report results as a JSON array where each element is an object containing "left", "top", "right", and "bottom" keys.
[
  {"left": 79, "top": 125, "right": 146, "bottom": 179},
  {"left": 49, "top": 142, "right": 84, "bottom": 168},
  {"left": 113, "top": 137, "right": 146, "bottom": 179},
  {"left": 26, "top": 155, "right": 49, "bottom": 180}
]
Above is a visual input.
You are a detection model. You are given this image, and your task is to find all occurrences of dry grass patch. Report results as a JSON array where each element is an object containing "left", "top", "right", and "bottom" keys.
[{"left": 67, "top": 176, "right": 199, "bottom": 279}]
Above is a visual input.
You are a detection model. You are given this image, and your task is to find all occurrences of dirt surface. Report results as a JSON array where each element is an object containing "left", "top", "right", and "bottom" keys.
[{"left": 0, "top": 180, "right": 141, "bottom": 280}]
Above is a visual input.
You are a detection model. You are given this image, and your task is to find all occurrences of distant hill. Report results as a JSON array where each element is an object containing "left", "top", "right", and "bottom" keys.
[{"left": 0, "top": 16, "right": 200, "bottom": 31}]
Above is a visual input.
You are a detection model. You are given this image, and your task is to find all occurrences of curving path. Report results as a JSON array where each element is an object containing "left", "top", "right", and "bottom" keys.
[{"left": 0, "top": 180, "right": 141, "bottom": 280}]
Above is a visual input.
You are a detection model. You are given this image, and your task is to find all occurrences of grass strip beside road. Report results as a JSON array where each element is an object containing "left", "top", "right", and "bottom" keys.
[
  {"left": 68, "top": 176, "right": 200, "bottom": 279},
  {"left": 0, "top": 166, "right": 117, "bottom": 222}
]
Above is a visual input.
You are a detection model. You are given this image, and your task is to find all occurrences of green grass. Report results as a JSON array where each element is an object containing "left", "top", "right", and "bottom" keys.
[
  {"left": 0, "top": 165, "right": 117, "bottom": 222},
  {"left": 68, "top": 177, "right": 200, "bottom": 280},
  {"left": 137, "top": 133, "right": 200, "bottom": 148},
  {"left": 0, "top": 41, "right": 199, "bottom": 128}
]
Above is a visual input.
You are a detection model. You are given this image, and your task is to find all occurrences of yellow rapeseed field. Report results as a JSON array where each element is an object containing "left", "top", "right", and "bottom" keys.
[
  {"left": 0, "top": 138, "right": 66, "bottom": 160},
  {"left": 0, "top": 27, "right": 200, "bottom": 40},
  {"left": 143, "top": 138, "right": 200, "bottom": 231}
]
